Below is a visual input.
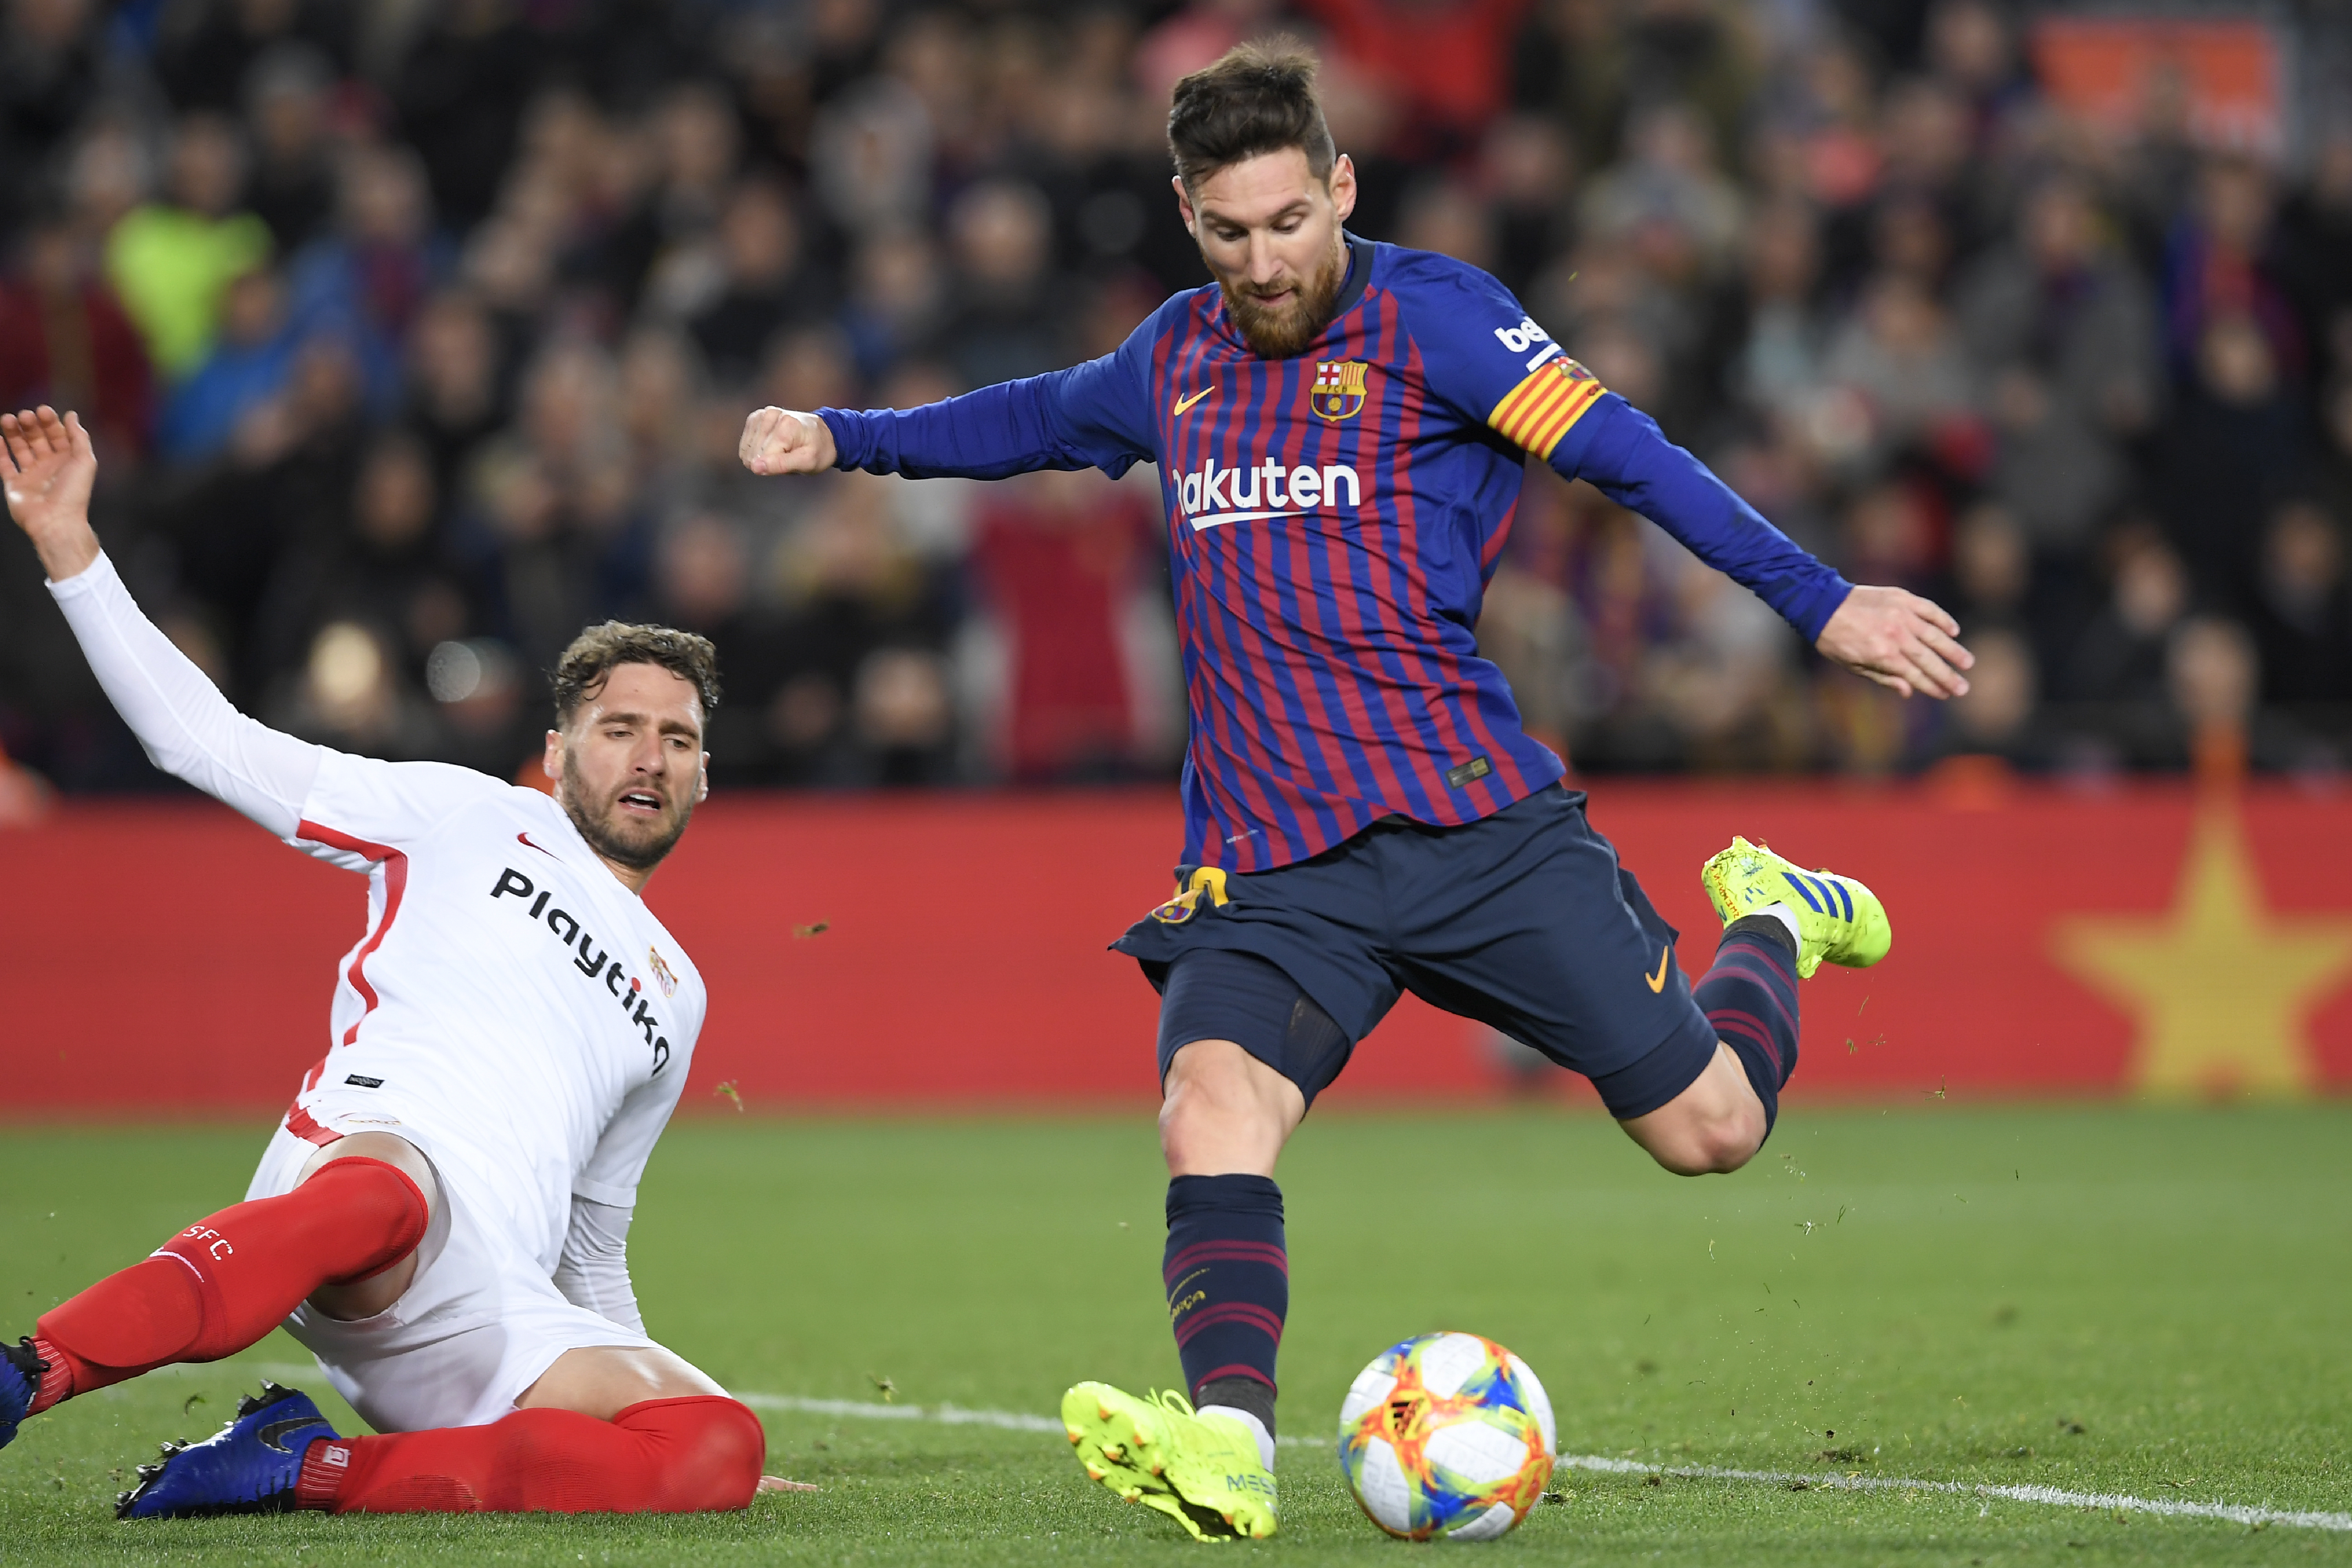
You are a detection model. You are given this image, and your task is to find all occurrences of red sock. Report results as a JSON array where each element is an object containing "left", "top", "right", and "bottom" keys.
[
  {"left": 298, "top": 1396, "right": 765, "bottom": 1514},
  {"left": 30, "top": 1157, "right": 427, "bottom": 1410}
]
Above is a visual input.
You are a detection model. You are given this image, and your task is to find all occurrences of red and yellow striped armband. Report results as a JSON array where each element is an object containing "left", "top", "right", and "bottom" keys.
[{"left": 1486, "top": 354, "right": 1606, "bottom": 460}]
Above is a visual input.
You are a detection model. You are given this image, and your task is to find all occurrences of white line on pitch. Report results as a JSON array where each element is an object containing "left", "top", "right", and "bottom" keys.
[
  {"left": 737, "top": 1392, "right": 2352, "bottom": 1533},
  {"left": 738, "top": 1393, "right": 1064, "bottom": 1435},
  {"left": 1551, "top": 1454, "right": 2352, "bottom": 1533}
]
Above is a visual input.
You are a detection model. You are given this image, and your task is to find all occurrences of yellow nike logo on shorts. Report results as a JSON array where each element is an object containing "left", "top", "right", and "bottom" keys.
[{"left": 1645, "top": 945, "right": 1670, "bottom": 992}]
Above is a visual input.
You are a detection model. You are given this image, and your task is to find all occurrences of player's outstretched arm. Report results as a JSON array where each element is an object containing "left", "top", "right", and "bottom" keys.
[
  {"left": 0, "top": 405, "right": 100, "bottom": 583},
  {"left": 4, "top": 403, "right": 324, "bottom": 837},
  {"left": 738, "top": 406, "right": 836, "bottom": 476},
  {"left": 1815, "top": 584, "right": 1973, "bottom": 700},
  {"left": 1550, "top": 400, "right": 1973, "bottom": 700},
  {"left": 739, "top": 350, "right": 1158, "bottom": 483}
]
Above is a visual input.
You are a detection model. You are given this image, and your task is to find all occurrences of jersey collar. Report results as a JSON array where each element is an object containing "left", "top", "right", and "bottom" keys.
[{"left": 1330, "top": 230, "right": 1372, "bottom": 320}]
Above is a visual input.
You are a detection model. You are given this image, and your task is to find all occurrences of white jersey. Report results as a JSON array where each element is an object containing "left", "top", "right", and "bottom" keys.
[
  {"left": 49, "top": 554, "right": 704, "bottom": 1277},
  {"left": 285, "top": 755, "right": 705, "bottom": 1271}
]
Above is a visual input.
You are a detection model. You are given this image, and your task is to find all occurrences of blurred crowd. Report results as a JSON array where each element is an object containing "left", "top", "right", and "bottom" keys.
[{"left": 3, "top": 0, "right": 2351, "bottom": 806}]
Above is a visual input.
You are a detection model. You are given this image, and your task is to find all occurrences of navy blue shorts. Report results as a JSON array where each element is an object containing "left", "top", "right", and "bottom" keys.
[{"left": 1113, "top": 784, "right": 1719, "bottom": 1119}]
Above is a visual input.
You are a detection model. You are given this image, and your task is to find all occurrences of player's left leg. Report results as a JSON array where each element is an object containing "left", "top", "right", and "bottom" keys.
[
  {"left": 3, "top": 1139, "right": 432, "bottom": 1449},
  {"left": 118, "top": 1327, "right": 766, "bottom": 1517},
  {"left": 1381, "top": 787, "right": 1886, "bottom": 1181},
  {"left": 115, "top": 1358, "right": 765, "bottom": 1518},
  {"left": 1622, "top": 835, "right": 1892, "bottom": 1173},
  {"left": 291, "top": 1347, "right": 760, "bottom": 1515}
]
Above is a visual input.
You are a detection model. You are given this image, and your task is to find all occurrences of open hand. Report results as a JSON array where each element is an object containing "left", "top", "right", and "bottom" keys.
[
  {"left": 738, "top": 407, "right": 836, "bottom": 476},
  {"left": 1815, "top": 584, "right": 1973, "bottom": 699},
  {"left": 0, "top": 406, "right": 100, "bottom": 582}
]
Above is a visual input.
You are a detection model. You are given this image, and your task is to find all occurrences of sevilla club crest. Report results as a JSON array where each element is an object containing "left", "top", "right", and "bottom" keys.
[{"left": 1309, "top": 360, "right": 1369, "bottom": 422}]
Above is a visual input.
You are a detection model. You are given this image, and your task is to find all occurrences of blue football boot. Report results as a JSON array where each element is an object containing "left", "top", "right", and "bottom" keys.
[
  {"left": 117, "top": 1382, "right": 338, "bottom": 1520},
  {"left": 1, "top": 1339, "right": 45, "bottom": 1451}
]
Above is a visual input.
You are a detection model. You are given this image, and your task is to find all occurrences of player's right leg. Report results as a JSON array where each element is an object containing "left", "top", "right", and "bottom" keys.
[
  {"left": 1063, "top": 949, "right": 1363, "bottom": 1541},
  {"left": 275, "top": 1345, "right": 760, "bottom": 1517},
  {"left": 114, "top": 1182, "right": 766, "bottom": 1519},
  {"left": 115, "top": 1355, "right": 764, "bottom": 1519},
  {"left": 3, "top": 1132, "right": 433, "bottom": 1451}
]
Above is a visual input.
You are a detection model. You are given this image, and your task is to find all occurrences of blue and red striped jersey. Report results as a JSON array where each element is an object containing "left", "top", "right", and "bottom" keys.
[{"left": 820, "top": 237, "right": 1851, "bottom": 872}]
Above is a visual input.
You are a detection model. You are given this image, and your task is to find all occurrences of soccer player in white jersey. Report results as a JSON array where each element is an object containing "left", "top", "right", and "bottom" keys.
[{"left": 0, "top": 405, "right": 774, "bottom": 1518}]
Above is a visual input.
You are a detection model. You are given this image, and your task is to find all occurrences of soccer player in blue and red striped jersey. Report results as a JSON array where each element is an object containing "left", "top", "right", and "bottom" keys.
[{"left": 742, "top": 40, "right": 1971, "bottom": 1541}]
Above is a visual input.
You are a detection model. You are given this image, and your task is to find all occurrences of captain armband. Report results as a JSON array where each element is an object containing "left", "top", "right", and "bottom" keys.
[{"left": 1486, "top": 356, "right": 1606, "bottom": 460}]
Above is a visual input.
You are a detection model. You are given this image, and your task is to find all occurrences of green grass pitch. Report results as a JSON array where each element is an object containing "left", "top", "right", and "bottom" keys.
[{"left": 3, "top": 1105, "right": 2348, "bottom": 1565}]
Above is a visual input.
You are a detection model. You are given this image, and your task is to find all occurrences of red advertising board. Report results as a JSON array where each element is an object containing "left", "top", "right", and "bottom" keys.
[
  {"left": 2031, "top": 16, "right": 2285, "bottom": 154},
  {"left": 5, "top": 783, "right": 2350, "bottom": 1115}
]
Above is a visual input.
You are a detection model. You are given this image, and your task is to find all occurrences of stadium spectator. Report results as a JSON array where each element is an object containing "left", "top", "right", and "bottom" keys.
[
  {"left": 969, "top": 468, "right": 1170, "bottom": 782},
  {"left": 2249, "top": 500, "right": 2352, "bottom": 712},
  {"left": 688, "top": 178, "right": 830, "bottom": 392},
  {"left": 286, "top": 143, "right": 449, "bottom": 412},
  {"left": 0, "top": 0, "right": 107, "bottom": 194},
  {"left": 1955, "top": 173, "right": 2159, "bottom": 557},
  {"left": 106, "top": 112, "right": 273, "bottom": 382},
  {"left": 241, "top": 43, "right": 341, "bottom": 256},
  {"left": 1, "top": 0, "right": 2349, "bottom": 789},
  {"left": 155, "top": 265, "right": 297, "bottom": 461},
  {"left": 0, "top": 214, "right": 153, "bottom": 460},
  {"left": 939, "top": 180, "right": 1066, "bottom": 388}
]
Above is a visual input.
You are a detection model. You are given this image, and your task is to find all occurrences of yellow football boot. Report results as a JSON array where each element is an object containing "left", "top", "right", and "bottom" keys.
[
  {"left": 1061, "top": 1382, "right": 1277, "bottom": 1541},
  {"left": 1700, "top": 835, "right": 1891, "bottom": 979}
]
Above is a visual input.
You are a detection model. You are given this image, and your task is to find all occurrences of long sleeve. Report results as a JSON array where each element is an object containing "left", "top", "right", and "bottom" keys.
[
  {"left": 1393, "top": 247, "right": 1854, "bottom": 644},
  {"left": 551, "top": 1195, "right": 645, "bottom": 1336},
  {"left": 45, "top": 552, "right": 324, "bottom": 838},
  {"left": 1554, "top": 398, "right": 1854, "bottom": 643},
  {"left": 819, "top": 313, "right": 1162, "bottom": 481}
]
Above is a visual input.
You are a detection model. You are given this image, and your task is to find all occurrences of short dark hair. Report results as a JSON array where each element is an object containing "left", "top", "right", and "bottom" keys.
[
  {"left": 551, "top": 622, "right": 721, "bottom": 727},
  {"left": 1167, "top": 38, "right": 1336, "bottom": 191}
]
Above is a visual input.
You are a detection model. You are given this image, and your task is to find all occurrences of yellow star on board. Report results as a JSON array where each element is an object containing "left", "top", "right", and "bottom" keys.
[{"left": 2053, "top": 805, "right": 2352, "bottom": 1098}]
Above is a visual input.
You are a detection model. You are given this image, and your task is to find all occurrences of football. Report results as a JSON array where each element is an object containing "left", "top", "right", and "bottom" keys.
[{"left": 1337, "top": 1331, "right": 1558, "bottom": 1541}]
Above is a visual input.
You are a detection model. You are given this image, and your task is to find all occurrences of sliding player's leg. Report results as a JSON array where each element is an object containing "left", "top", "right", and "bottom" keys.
[
  {"left": 116, "top": 1192, "right": 765, "bottom": 1519},
  {"left": 116, "top": 1345, "right": 761, "bottom": 1518},
  {"left": 287, "top": 1345, "right": 759, "bottom": 1514},
  {"left": 2, "top": 1133, "right": 433, "bottom": 1449},
  {"left": 1064, "top": 945, "right": 1363, "bottom": 1541}
]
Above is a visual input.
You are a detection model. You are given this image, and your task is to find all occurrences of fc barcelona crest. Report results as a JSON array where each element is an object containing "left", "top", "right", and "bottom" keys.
[{"left": 1309, "top": 360, "right": 1369, "bottom": 422}]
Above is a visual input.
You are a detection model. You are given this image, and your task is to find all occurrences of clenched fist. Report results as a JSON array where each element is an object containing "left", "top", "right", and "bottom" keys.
[{"left": 739, "top": 407, "right": 836, "bottom": 476}]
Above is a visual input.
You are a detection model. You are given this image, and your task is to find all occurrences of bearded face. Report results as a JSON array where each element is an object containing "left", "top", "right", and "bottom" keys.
[
  {"left": 543, "top": 661, "right": 709, "bottom": 885},
  {"left": 1178, "top": 147, "right": 1360, "bottom": 361},
  {"left": 1217, "top": 234, "right": 1350, "bottom": 359},
  {"left": 557, "top": 738, "right": 698, "bottom": 871}
]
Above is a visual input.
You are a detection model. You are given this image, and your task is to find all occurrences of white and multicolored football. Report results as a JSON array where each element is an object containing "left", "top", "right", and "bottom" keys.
[{"left": 1337, "top": 1331, "right": 1557, "bottom": 1541}]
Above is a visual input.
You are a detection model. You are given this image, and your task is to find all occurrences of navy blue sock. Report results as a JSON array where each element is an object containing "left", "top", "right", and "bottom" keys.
[
  {"left": 1164, "top": 1174, "right": 1285, "bottom": 1434},
  {"left": 1694, "top": 917, "right": 1801, "bottom": 1137}
]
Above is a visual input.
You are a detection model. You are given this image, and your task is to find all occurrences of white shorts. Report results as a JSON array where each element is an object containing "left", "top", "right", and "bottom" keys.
[{"left": 248, "top": 1118, "right": 656, "bottom": 1434}]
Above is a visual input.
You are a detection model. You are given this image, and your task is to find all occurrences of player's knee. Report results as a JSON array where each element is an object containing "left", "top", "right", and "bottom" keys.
[
  {"left": 1626, "top": 1095, "right": 1765, "bottom": 1177},
  {"left": 1158, "top": 1044, "right": 1296, "bottom": 1174},
  {"left": 621, "top": 1396, "right": 765, "bottom": 1511},
  {"left": 1654, "top": 1105, "right": 1765, "bottom": 1177}
]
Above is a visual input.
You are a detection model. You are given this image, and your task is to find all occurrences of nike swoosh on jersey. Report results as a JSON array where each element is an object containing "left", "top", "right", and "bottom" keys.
[
  {"left": 1645, "top": 945, "right": 1671, "bottom": 993},
  {"left": 1172, "top": 386, "right": 1215, "bottom": 416},
  {"left": 517, "top": 831, "right": 556, "bottom": 858}
]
